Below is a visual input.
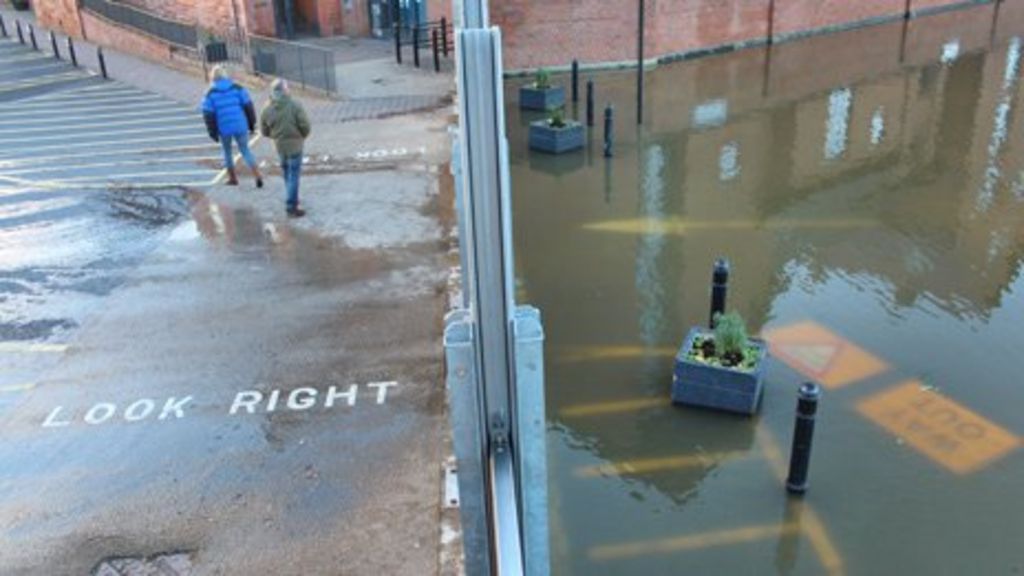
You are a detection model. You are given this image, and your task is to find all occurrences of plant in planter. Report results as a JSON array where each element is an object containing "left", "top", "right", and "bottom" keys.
[
  {"left": 671, "top": 311, "right": 768, "bottom": 415},
  {"left": 519, "top": 67, "right": 566, "bottom": 111},
  {"left": 529, "top": 107, "right": 584, "bottom": 154}
]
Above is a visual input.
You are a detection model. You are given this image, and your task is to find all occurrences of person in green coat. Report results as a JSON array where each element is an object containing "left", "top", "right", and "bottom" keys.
[{"left": 260, "top": 79, "right": 311, "bottom": 218}]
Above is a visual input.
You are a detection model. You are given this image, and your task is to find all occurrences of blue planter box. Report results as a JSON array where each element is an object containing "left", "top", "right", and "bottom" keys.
[
  {"left": 520, "top": 85, "right": 565, "bottom": 111},
  {"left": 529, "top": 120, "right": 584, "bottom": 154},
  {"left": 671, "top": 327, "right": 767, "bottom": 416}
]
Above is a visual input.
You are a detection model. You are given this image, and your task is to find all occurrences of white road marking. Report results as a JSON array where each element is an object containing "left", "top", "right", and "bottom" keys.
[
  {"left": 0, "top": 342, "right": 68, "bottom": 353},
  {"left": 0, "top": 382, "right": 37, "bottom": 394},
  {"left": 1, "top": 156, "right": 220, "bottom": 176},
  {"left": 0, "top": 134, "right": 210, "bottom": 156},
  {"left": 0, "top": 107, "right": 196, "bottom": 127},
  {"left": 0, "top": 125, "right": 203, "bottom": 145},
  {"left": 0, "top": 98, "right": 193, "bottom": 117}
]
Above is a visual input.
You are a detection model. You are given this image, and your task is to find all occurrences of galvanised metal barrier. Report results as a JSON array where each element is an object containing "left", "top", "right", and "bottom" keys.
[
  {"left": 249, "top": 34, "right": 337, "bottom": 96},
  {"left": 394, "top": 17, "right": 452, "bottom": 71},
  {"left": 81, "top": 0, "right": 197, "bottom": 49}
]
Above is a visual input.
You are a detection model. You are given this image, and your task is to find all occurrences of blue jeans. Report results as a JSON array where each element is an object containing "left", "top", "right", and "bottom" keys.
[
  {"left": 280, "top": 153, "right": 302, "bottom": 210},
  {"left": 220, "top": 133, "right": 257, "bottom": 170}
]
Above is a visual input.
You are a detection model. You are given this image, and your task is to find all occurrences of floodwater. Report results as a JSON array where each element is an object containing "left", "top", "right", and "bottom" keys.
[{"left": 508, "top": 4, "right": 1024, "bottom": 575}]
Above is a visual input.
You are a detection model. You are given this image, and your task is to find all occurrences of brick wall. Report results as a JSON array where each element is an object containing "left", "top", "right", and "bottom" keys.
[
  {"left": 81, "top": 10, "right": 173, "bottom": 61},
  {"left": 32, "top": 0, "right": 83, "bottom": 37}
]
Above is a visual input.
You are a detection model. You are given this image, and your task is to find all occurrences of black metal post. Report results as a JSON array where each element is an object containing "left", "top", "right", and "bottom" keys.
[
  {"left": 603, "top": 104, "right": 614, "bottom": 158},
  {"left": 323, "top": 51, "right": 331, "bottom": 94},
  {"left": 767, "top": 0, "right": 776, "bottom": 45},
  {"left": 50, "top": 31, "right": 60, "bottom": 59},
  {"left": 413, "top": 26, "right": 420, "bottom": 68},
  {"left": 709, "top": 258, "right": 730, "bottom": 328},
  {"left": 586, "top": 80, "right": 595, "bottom": 127},
  {"left": 0, "top": 15, "right": 7, "bottom": 38},
  {"left": 904, "top": 0, "right": 912, "bottom": 20},
  {"left": 571, "top": 59, "right": 579, "bottom": 102},
  {"left": 395, "top": 22, "right": 402, "bottom": 64},
  {"left": 98, "top": 46, "right": 108, "bottom": 79},
  {"left": 786, "top": 383, "right": 821, "bottom": 495},
  {"left": 637, "top": 0, "right": 645, "bottom": 124},
  {"left": 16, "top": 21, "right": 24, "bottom": 44},
  {"left": 441, "top": 17, "right": 449, "bottom": 58},
  {"left": 433, "top": 28, "right": 440, "bottom": 72},
  {"left": 297, "top": 45, "right": 306, "bottom": 90},
  {"left": 29, "top": 24, "right": 38, "bottom": 51},
  {"left": 67, "top": 36, "right": 78, "bottom": 67}
]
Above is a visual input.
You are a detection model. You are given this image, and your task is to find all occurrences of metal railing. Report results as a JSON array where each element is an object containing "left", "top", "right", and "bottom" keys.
[
  {"left": 394, "top": 18, "right": 453, "bottom": 71},
  {"left": 81, "top": 0, "right": 197, "bottom": 49},
  {"left": 249, "top": 34, "right": 337, "bottom": 95}
]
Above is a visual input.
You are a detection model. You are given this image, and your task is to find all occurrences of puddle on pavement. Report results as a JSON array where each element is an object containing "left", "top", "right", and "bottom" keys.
[{"left": 509, "top": 6, "right": 1024, "bottom": 575}]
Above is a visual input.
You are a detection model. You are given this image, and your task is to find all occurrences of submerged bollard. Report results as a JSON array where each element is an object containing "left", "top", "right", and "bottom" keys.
[
  {"left": 67, "top": 36, "right": 78, "bottom": 67},
  {"left": 98, "top": 46, "right": 108, "bottom": 79},
  {"left": 29, "top": 24, "right": 38, "bottom": 50},
  {"left": 709, "top": 258, "right": 730, "bottom": 328},
  {"left": 603, "top": 104, "right": 614, "bottom": 158},
  {"left": 586, "top": 80, "right": 594, "bottom": 127},
  {"left": 571, "top": 59, "right": 579, "bottom": 102},
  {"left": 50, "top": 31, "right": 59, "bottom": 59},
  {"left": 786, "top": 383, "right": 821, "bottom": 495}
]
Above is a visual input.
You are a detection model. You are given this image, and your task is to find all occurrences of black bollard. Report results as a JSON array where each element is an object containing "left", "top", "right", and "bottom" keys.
[
  {"left": 441, "top": 17, "right": 449, "bottom": 58},
  {"left": 709, "top": 258, "right": 730, "bottom": 328},
  {"left": 98, "top": 46, "right": 108, "bottom": 79},
  {"left": 67, "top": 36, "right": 78, "bottom": 67},
  {"left": 432, "top": 28, "right": 440, "bottom": 72},
  {"left": 394, "top": 23, "right": 402, "bottom": 64},
  {"left": 586, "top": 80, "right": 595, "bottom": 127},
  {"left": 571, "top": 59, "right": 579, "bottom": 102},
  {"left": 29, "top": 24, "right": 37, "bottom": 51},
  {"left": 0, "top": 15, "right": 7, "bottom": 38},
  {"left": 16, "top": 21, "right": 24, "bottom": 44},
  {"left": 413, "top": 26, "right": 420, "bottom": 68},
  {"left": 786, "top": 383, "right": 821, "bottom": 495},
  {"left": 603, "top": 104, "right": 614, "bottom": 158},
  {"left": 50, "top": 31, "right": 60, "bottom": 59}
]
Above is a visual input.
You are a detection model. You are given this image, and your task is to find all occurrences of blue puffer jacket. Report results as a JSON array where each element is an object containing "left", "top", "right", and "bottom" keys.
[{"left": 202, "top": 79, "right": 255, "bottom": 139}]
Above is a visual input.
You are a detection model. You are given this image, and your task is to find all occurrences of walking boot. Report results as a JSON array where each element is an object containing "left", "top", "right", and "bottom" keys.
[
  {"left": 252, "top": 166, "right": 264, "bottom": 189},
  {"left": 226, "top": 167, "right": 239, "bottom": 186}
]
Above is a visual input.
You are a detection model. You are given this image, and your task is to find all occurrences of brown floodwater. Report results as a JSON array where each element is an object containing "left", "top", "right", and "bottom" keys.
[{"left": 508, "top": 4, "right": 1024, "bottom": 575}]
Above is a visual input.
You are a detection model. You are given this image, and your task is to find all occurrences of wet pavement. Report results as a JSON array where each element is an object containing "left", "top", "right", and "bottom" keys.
[
  {"left": 508, "top": 4, "right": 1023, "bottom": 575},
  {"left": 0, "top": 32, "right": 453, "bottom": 576}
]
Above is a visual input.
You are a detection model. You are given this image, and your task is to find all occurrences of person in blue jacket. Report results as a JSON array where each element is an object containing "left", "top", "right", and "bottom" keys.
[{"left": 202, "top": 65, "right": 263, "bottom": 187}]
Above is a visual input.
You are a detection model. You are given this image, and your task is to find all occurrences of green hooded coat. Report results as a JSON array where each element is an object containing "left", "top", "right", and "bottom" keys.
[{"left": 259, "top": 94, "right": 311, "bottom": 158}]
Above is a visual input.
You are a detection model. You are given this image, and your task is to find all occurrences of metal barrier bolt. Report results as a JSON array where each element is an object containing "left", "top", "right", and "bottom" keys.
[
  {"left": 786, "top": 383, "right": 822, "bottom": 495},
  {"left": 413, "top": 25, "right": 421, "bottom": 68},
  {"left": 98, "top": 46, "right": 108, "bottom": 79},
  {"left": 29, "top": 24, "right": 38, "bottom": 51},
  {"left": 603, "top": 104, "right": 614, "bottom": 158},
  {"left": 441, "top": 17, "right": 449, "bottom": 58},
  {"left": 586, "top": 80, "right": 594, "bottom": 127},
  {"left": 709, "top": 258, "right": 730, "bottom": 328},
  {"left": 67, "top": 36, "right": 77, "bottom": 67},
  {"left": 571, "top": 59, "right": 579, "bottom": 102},
  {"left": 50, "top": 31, "right": 60, "bottom": 59},
  {"left": 432, "top": 28, "right": 440, "bottom": 73}
]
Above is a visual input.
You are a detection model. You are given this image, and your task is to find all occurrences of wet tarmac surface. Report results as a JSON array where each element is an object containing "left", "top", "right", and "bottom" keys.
[
  {"left": 509, "top": 5, "right": 1024, "bottom": 575},
  {"left": 0, "top": 35, "right": 451, "bottom": 575}
]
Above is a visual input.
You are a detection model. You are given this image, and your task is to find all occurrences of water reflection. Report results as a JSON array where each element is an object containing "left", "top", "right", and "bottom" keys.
[{"left": 510, "top": 4, "right": 1024, "bottom": 575}]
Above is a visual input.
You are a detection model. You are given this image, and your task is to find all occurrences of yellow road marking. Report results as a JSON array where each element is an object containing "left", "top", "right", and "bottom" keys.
[
  {"left": 559, "top": 345, "right": 677, "bottom": 363},
  {"left": 0, "top": 342, "right": 67, "bottom": 353},
  {"left": 0, "top": 383, "right": 36, "bottom": 394},
  {"left": 757, "top": 425, "right": 844, "bottom": 575},
  {"left": 857, "top": 381, "right": 1020, "bottom": 475},
  {"left": 560, "top": 397, "right": 667, "bottom": 418},
  {"left": 589, "top": 523, "right": 801, "bottom": 561},
  {"left": 583, "top": 217, "right": 880, "bottom": 236},
  {"left": 764, "top": 321, "right": 888, "bottom": 389},
  {"left": 575, "top": 450, "right": 752, "bottom": 477}
]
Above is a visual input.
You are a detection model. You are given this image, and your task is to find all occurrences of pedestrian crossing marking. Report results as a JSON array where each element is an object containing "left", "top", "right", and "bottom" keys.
[{"left": 763, "top": 321, "right": 888, "bottom": 389}]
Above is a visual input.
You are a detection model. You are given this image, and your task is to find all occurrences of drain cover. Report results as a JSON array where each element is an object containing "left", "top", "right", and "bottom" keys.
[{"left": 93, "top": 552, "right": 193, "bottom": 576}]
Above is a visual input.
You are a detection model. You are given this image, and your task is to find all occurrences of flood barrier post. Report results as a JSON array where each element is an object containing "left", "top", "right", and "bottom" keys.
[
  {"left": 29, "top": 24, "right": 38, "bottom": 51},
  {"left": 16, "top": 20, "right": 24, "bottom": 44},
  {"left": 637, "top": 0, "right": 645, "bottom": 124},
  {"left": 433, "top": 28, "right": 441, "bottom": 72},
  {"left": 586, "top": 80, "right": 595, "bottom": 127},
  {"left": 413, "top": 25, "right": 420, "bottom": 68},
  {"left": 571, "top": 59, "right": 579, "bottom": 102},
  {"left": 709, "top": 258, "right": 730, "bottom": 328},
  {"left": 49, "top": 31, "right": 59, "bottom": 59},
  {"left": 0, "top": 15, "right": 7, "bottom": 38},
  {"left": 603, "top": 104, "right": 614, "bottom": 157},
  {"left": 786, "top": 383, "right": 821, "bottom": 495},
  {"left": 67, "top": 36, "right": 77, "bottom": 67},
  {"left": 98, "top": 46, "right": 108, "bottom": 79},
  {"left": 395, "top": 22, "right": 403, "bottom": 64}
]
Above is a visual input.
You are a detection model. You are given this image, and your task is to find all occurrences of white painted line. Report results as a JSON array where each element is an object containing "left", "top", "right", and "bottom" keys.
[
  {"left": 0, "top": 382, "right": 36, "bottom": 394},
  {"left": 0, "top": 97, "right": 193, "bottom": 116},
  {"left": 0, "top": 107, "right": 198, "bottom": 128},
  {"left": 0, "top": 62, "right": 69, "bottom": 77},
  {"left": 0, "top": 134, "right": 210, "bottom": 156},
  {"left": 7, "top": 92, "right": 175, "bottom": 108},
  {"left": 18, "top": 86, "right": 155, "bottom": 102},
  {"left": 0, "top": 72, "right": 88, "bottom": 93},
  {"left": 0, "top": 156, "right": 220, "bottom": 176},
  {"left": 0, "top": 54, "right": 52, "bottom": 65},
  {"left": 0, "top": 342, "right": 68, "bottom": 353},
  {"left": 0, "top": 143, "right": 220, "bottom": 166},
  {"left": 0, "top": 124, "right": 203, "bottom": 145},
  {"left": 0, "top": 116, "right": 198, "bottom": 136},
  {"left": 8, "top": 170, "right": 218, "bottom": 185}
]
